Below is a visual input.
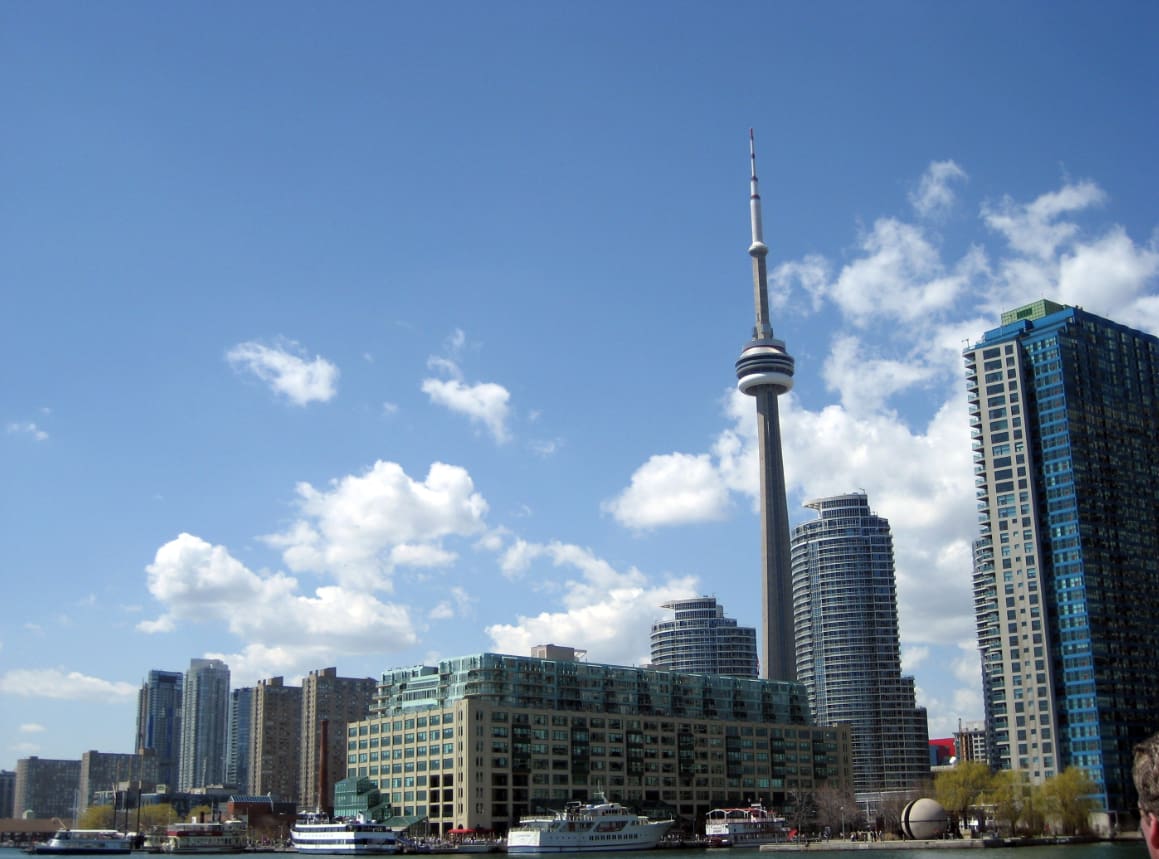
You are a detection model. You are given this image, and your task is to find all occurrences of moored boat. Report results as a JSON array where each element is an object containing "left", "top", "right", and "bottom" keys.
[
  {"left": 704, "top": 803, "right": 786, "bottom": 848},
  {"left": 161, "top": 819, "right": 247, "bottom": 854},
  {"left": 506, "top": 794, "right": 672, "bottom": 853},
  {"left": 33, "top": 830, "right": 134, "bottom": 855},
  {"left": 290, "top": 815, "right": 401, "bottom": 855}
]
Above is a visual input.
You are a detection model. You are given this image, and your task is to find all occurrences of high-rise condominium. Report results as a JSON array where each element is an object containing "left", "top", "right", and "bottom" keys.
[
  {"left": 178, "top": 658, "right": 231, "bottom": 791},
  {"left": 249, "top": 676, "right": 302, "bottom": 800},
  {"left": 790, "top": 493, "right": 930, "bottom": 802},
  {"left": 299, "top": 668, "right": 375, "bottom": 813},
  {"left": 227, "top": 686, "right": 253, "bottom": 790},
  {"left": 964, "top": 299, "right": 1159, "bottom": 817},
  {"left": 135, "top": 669, "right": 183, "bottom": 788},
  {"left": 650, "top": 597, "right": 758, "bottom": 678}
]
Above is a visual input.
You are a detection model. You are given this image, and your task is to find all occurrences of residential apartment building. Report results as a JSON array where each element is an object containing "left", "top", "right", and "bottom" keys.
[
  {"left": 249, "top": 676, "right": 302, "bottom": 799},
  {"left": 649, "top": 597, "right": 758, "bottom": 678},
  {"left": 78, "top": 751, "right": 153, "bottom": 815},
  {"left": 790, "top": 493, "right": 930, "bottom": 807},
  {"left": 178, "top": 658, "right": 231, "bottom": 791},
  {"left": 300, "top": 668, "right": 376, "bottom": 813},
  {"left": 135, "top": 669, "right": 182, "bottom": 788},
  {"left": 14, "top": 757, "right": 81, "bottom": 820},
  {"left": 964, "top": 299, "right": 1159, "bottom": 818},
  {"left": 227, "top": 687, "right": 254, "bottom": 790},
  {"left": 346, "top": 647, "right": 852, "bottom": 835}
]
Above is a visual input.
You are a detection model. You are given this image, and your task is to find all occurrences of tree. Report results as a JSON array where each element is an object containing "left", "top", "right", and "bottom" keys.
[
  {"left": 811, "top": 785, "right": 857, "bottom": 837},
  {"left": 935, "top": 761, "right": 993, "bottom": 836},
  {"left": 78, "top": 805, "right": 114, "bottom": 829},
  {"left": 985, "top": 769, "right": 1028, "bottom": 836},
  {"left": 1040, "top": 767, "right": 1098, "bottom": 836}
]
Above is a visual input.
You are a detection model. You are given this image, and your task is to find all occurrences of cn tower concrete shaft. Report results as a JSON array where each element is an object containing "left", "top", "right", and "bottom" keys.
[{"left": 734, "top": 130, "right": 796, "bottom": 681}]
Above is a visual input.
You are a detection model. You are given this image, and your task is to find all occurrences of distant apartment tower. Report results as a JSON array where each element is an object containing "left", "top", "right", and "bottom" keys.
[
  {"left": 300, "top": 668, "right": 375, "bottom": 812},
  {"left": 14, "top": 757, "right": 81, "bottom": 820},
  {"left": 964, "top": 300, "right": 1159, "bottom": 817},
  {"left": 136, "top": 669, "right": 183, "bottom": 788},
  {"left": 954, "top": 720, "right": 988, "bottom": 764},
  {"left": 249, "top": 676, "right": 302, "bottom": 799},
  {"left": 227, "top": 687, "right": 253, "bottom": 790},
  {"left": 790, "top": 492, "right": 930, "bottom": 802},
  {"left": 78, "top": 751, "right": 151, "bottom": 815},
  {"left": 348, "top": 647, "right": 852, "bottom": 833},
  {"left": 178, "top": 658, "right": 231, "bottom": 791},
  {"left": 650, "top": 596, "right": 758, "bottom": 678},
  {"left": 0, "top": 769, "right": 14, "bottom": 818}
]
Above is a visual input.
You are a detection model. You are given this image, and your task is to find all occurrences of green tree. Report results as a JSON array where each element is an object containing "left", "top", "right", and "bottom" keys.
[
  {"left": 1041, "top": 767, "right": 1098, "bottom": 835},
  {"left": 985, "top": 769, "right": 1028, "bottom": 836},
  {"left": 137, "top": 804, "right": 179, "bottom": 834},
  {"left": 77, "top": 805, "right": 114, "bottom": 829},
  {"left": 934, "top": 761, "right": 993, "bottom": 836}
]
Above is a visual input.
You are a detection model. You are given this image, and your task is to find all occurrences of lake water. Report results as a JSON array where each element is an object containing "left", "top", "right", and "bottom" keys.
[{"left": 0, "top": 844, "right": 1145, "bottom": 859}]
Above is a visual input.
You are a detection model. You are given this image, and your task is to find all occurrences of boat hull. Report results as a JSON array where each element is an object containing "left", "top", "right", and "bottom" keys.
[{"left": 291, "top": 822, "right": 401, "bottom": 855}]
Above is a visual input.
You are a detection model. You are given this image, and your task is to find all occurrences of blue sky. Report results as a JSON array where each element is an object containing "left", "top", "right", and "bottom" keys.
[{"left": 3, "top": 2, "right": 1158, "bottom": 770}]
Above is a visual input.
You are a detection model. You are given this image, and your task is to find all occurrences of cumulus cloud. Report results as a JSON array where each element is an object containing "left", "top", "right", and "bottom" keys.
[
  {"left": 488, "top": 540, "right": 698, "bottom": 665},
  {"left": 227, "top": 339, "right": 339, "bottom": 405},
  {"left": 421, "top": 335, "right": 513, "bottom": 443},
  {"left": 983, "top": 180, "right": 1107, "bottom": 260},
  {"left": 140, "top": 533, "right": 418, "bottom": 683},
  {"left": 422, "top": 377, "right": 512, "bottom": 443},
  {"left": 264, "top": 460, "right": 489, "bottom": 590},
  {"left": 910, "top": 160, "right": 968, "bottom": 219},
  {"left": 0, "top": 669, "right": 137, "bottom": 701},
  {"left": 602, "top": 452, "right": 730, "bottom": 529}
]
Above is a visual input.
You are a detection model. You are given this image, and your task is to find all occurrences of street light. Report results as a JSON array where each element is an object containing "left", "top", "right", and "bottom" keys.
[{"left": 840, "top": 806, "right": 845, "bottom": 838}]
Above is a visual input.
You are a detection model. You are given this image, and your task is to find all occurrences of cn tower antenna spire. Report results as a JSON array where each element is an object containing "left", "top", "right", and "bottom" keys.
[
  {"left": 749, "top": 128, "right": 767, "bottom": 256},
  {"left": 734, "top": 128, "right": 797, "bottom": 681}
]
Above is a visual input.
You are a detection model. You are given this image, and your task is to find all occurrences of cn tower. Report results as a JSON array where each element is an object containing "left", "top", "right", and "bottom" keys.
[{"left": 734, "top": 130, "right": 796, "bottom": 681}]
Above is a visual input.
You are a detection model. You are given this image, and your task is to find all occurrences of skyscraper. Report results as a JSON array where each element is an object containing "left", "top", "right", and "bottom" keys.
[
  {"left": 135, "top": 669, "right": 183, "bottom": 789},
  {"left": 649, "top": 596, "right": 758, "bottom": 678},
  {"left": 299, "top": 668, "right": 375, "bottom": 813},
  {"left": 964, "top": 299, "right": 1159, "bottom": 817},
  {"left": 790, "top": 493, "right": 930, "bottom": 802},
  {"left": 227, "top": 686, "right": 253, "bottom": 790},
  {"left": 734, "top": 130, "right": 797, "bottom": 682},
  {"left": 178, "top": 658, "right": 231, "bottom": 791},
  {"left": 249, "top": 676, "right": 302, "bottom": 800}
]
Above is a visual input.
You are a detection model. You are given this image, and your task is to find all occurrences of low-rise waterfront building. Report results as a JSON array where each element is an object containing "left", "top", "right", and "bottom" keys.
[
  {"left": 346, "top": 647, "right": 852, "bottom": 835},
  {"left": 13, "top": 756, "right": 81, "bottom": 820}
]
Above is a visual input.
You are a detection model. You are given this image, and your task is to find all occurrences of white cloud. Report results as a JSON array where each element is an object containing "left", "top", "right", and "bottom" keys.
[
  {"left": 910, "top": 160, "right": 967, "bottom": 219},
  {"left": 982, "top": 180, "right": 1107, "bottom": 260},
  {"left": 1058, "top": 227, "right": 1159, "bottom": 329},
  {"left": 227, "top": 339, "right": 339, "bottom": 406},
  {"left": 20, "top": 723, "right": 46, "bottom": 733},
  {"left": 487, "top": 541, "right": 698, "bottom": 666},
  {"left": 825, "top": 218, "right": 984, "bottom": 327},
  {"left": 769, "top": 254, "right": 831, "bottom": 312},
  {"left": 421, "top": 377, "right": 512, "bottom": 443},
  {"left": 264, "top": 461, "right": 489, "bottom": 590},
  {"left": 7, "top": 421, "right": 48, "bottom": 441},
  {"left": 139, "top": 533, "right": 419, "bottom": 684},
  {"left": 602, "top": 452, "right": 730, "bottom": 529},
  {"left": 822, "top": 335, "right": 938, "bottom": 416},
  {"left": 0, "top": 669, "right": 137, "bottom": 701}
]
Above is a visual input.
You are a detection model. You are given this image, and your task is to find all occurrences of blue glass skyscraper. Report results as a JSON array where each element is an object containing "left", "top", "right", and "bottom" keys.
[{"left": 964, "top": 299, "right": 1159, "bottom": 820}]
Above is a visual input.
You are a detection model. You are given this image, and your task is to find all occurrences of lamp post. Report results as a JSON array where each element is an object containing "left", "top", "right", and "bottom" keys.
[{"left": 840, "top": 806, "right": 845, "bottom": 838}]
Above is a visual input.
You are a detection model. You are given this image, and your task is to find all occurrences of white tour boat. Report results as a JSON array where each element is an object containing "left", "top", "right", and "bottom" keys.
[
  {"left": 290, "top": 815, "right": 401, "bottom": 855},
  {"left": 704, "top": 803, "right": 787, "bottom": 847},
  {"left": 34, "top": 830, "right": 134, "bottom": 855},
  {"left": 506, "top": 794, "right": 672, "bottom": 853},
  {"left": 161, "top": 819, "right": 248, "bottom": 854}
]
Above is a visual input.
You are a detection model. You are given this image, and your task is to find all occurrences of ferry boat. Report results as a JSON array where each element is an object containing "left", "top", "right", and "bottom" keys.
[
  {"left": 506, "top": 794, "right": 672, "bottom": 853},
  {"left": 161, "top": 819, "right": 248, "bottom": 853},
  {"left": 704, "top": 803, "right": 787, "bottom": 848},
  {"left": 34, "top": 830, "right": 134, "bottom": 855},
  {"left": 290, "top": 815, "right": 401, "bottom": 855}
]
